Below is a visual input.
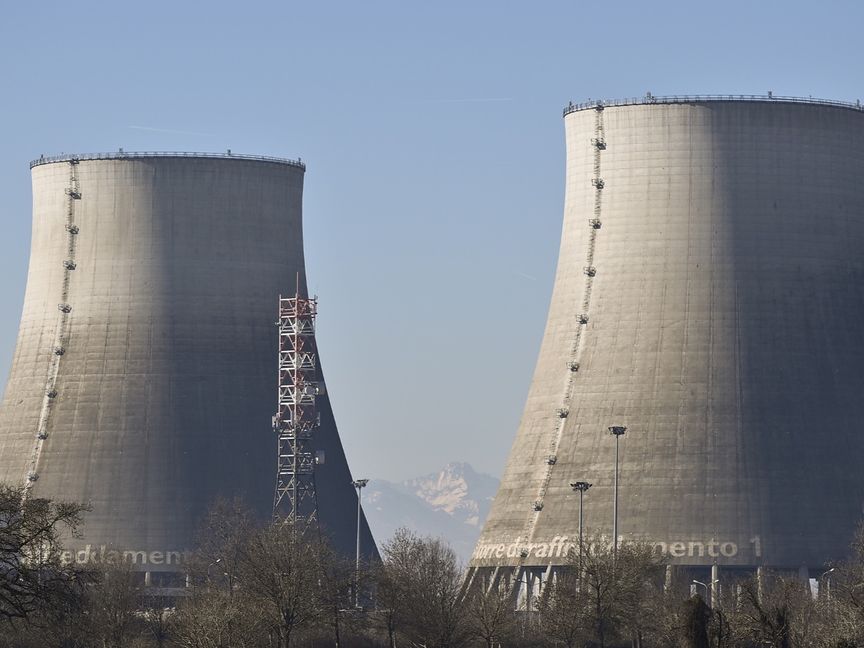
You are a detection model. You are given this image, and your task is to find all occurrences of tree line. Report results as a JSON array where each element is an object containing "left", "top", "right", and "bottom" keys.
[{"left": 1, "top": 484, "right": 863, "bottom": 647}]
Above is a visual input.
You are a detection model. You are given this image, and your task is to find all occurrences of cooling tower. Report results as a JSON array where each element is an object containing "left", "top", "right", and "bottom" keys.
[
  {"left": 0, "top": 152, "right": 376, "bottom": 573},
  {"left": 470, "top": 97, "right": 864, "bottom": 581}
]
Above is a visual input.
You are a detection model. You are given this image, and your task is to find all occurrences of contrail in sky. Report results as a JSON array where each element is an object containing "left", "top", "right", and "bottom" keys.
[
  {"left": 513, "top": 271, "right": 537, "bottom": 281},
  {"left": 128, "top": 125, "right": 216, "bottom": 137}
]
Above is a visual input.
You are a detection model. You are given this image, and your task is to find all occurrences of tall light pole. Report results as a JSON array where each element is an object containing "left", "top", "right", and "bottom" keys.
[
  {"left": 206, "top": 557, "right": 222, "bottom": 587},
  {"left": 352, "top": 478, "right": 369, "bottom": 608},
  {"left": 692, "top": 579, "right": 719, "bottom": 607},
  {"left": 608, "top": 426, "right": 627, "bottom": 562},
  {"left": 820, "top": 567, "right": 835, "bottom": 600},
  {"left": 570, "top": 481, "right": 592, "bottom": 570}
]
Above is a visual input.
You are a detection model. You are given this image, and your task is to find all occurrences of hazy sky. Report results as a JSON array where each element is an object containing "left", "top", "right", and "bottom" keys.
[{"left": 1, "top": 1, "right": 862, "bottom": 482}]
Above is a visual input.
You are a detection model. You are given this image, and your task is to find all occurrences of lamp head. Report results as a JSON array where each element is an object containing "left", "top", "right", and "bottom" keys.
[
  {"left": 570, "top": 481, "right": 592, "bottom": 492},
  {"left": 608, "top": 425, "right": 627, "bottom": 436},
  {"left": 352, "top": 479, "right": 369, "bottom": 488}
]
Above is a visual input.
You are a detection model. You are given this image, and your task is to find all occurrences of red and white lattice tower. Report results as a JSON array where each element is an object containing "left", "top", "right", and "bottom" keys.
[{"left": 273, "top": 287, "right": 323, "bottom": 525}]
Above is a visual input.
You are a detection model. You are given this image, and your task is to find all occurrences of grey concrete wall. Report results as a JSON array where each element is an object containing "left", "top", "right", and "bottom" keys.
[
  {"left": 0, "top": 154, "right": 376, "bottom": 569},
  {"left": 471, "top": 101, "right": 864, "bottom": 570}
]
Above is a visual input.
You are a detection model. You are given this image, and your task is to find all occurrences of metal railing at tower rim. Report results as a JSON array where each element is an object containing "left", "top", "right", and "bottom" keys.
[
  {"left": 30, "top": 151, "right": 306, "bottom": 170},
  {"left": 563, "top": 94, "right": 864, "bottom": 116}
]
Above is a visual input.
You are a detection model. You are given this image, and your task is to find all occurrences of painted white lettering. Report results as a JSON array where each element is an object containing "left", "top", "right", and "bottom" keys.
[
  {"left": 688, "top": 541, "right": 705, "bottom": 557},
  {"left": 749, "top": 536, "right": 762, "bottom": 557},
  {"left": 76, "top": 544, "right": 93, "bottom": 564},
  {"left": 707, "top": 538, "right": 720, "bottom": 557},
  {"left": 669, "top": 542, "right": 686, "bottom": 557},
  {"left": 123, "top": 550, "right": 147, "bottom": 564},
  {"left": 470, "top": 536, "right": 749, "bottom": 562},
  {"left": 721, "top": 542, "right": 737, "bottom": 557}
]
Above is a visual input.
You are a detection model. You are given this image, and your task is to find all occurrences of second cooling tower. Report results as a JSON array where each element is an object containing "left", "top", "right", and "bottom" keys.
[
  {"left": 0, "top": 153, "right": 376, "bottom": 572},
  {"left": 471, "top": 97, "right": 864, "bottom": 577}
]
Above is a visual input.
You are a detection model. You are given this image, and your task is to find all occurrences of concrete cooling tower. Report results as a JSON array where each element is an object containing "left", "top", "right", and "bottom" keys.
[
  {"left": 469, "top": 96, "right": 864, "bottom": 586},
  {"left": 0, "top": 152, "right": 376, "bottom": 576}
]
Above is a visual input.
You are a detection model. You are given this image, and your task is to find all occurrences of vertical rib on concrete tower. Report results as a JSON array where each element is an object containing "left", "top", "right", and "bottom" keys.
[
  {"left": 470, "top": 97, "right": 864, "bottom": 583},
  {"left": 0, "top": 152, "right": 376, "bottom": 571}
]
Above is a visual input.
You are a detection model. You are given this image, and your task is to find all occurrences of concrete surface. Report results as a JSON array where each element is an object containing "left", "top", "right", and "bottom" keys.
[
  {"left": 471, "top": 99, "right": 864, "bottom": 572},
  {"left": 0, "top": 153, "right": 376, "bottom": 569}
]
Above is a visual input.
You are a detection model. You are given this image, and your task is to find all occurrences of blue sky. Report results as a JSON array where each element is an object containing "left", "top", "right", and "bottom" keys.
[{"left": 1, "top": 0, "right": 862, "bottom": 481}]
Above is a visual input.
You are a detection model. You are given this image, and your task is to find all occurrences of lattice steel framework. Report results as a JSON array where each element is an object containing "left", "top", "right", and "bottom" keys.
[{"left": 272, "top": 288, "right": 322, "bottom": 525}]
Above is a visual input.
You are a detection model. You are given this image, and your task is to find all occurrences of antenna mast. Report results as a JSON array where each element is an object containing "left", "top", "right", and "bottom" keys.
[{"left": 273, "top": 281, "right": 323, "bottom": 525}]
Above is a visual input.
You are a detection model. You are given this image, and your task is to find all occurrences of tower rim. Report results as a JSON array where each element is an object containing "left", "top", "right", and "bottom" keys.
[
  {"left": 563, "top": 93, "right": 864, "bottom": 117},
  {"left": 29, "top": 151, "right": 306, "bottom": 171}
]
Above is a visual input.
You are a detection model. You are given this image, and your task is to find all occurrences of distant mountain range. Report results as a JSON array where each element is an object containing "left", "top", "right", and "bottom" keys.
[{"left": 363, "top": 462, "right": 499, "bottom": 563}]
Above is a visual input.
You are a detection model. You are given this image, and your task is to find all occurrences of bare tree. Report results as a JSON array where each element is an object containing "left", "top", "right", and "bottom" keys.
[
  {"left": 823, "top": 523, "right": 864, "bottom": 647},
  {"left": 0, "top": 591, "right": 89, "bottom": 648},
  {"left": 191, "top": 496, "right": 257, "bottom": 591},
  {"left": 537, "top": 534, "right": 664, "bottom": 648},
  {"left": 681, "top": 595, "right": 711, "bottom": 648},
  {"left": 464, "top": 579, "right": 519, "bottom": 648},
  {"left": 178, "top": 501, "right": 364, "bottom": 648},
  {"left": 371, "top": 559, "right": 400, "bottom": 648},
  {"left": 170, "top": 586, "right": 266, "bottom": 648},
  {"left": 238, "top": 522, "right": 323, "bottom": 648},
  {"left": 536, "top": 565, "right": 587, "bottom": 648},
  {"left": 140, "top": 596, "right": 172, "bottom": 648},
  {"left": 723, "top": 572, "right": 819, "bottom": 648},
  {"left": 317, "top": 541, "right": 364, "bottom": 647},
  {"left": 76, "top": 559, "right": 145, "bottom": 648},
  {"left": 378, "top": 528, "right": 470, "bottom": 648},
  {"left": 636, "top": 587, "right": 691, "bottom": 648},
  {"left": 0, "top": 484, "right": 88, "bottom": 625}
]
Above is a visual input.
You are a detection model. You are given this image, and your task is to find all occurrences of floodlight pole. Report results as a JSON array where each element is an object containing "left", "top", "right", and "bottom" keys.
[
  {"left": 608, "top": 426, "right": 627, "bottom": 562},
  {"left": 820, "top": 567, "right": 835, "bottom": 600},
  {"left": 352, "top": 479, "right": 369, "bottom": 608},
  {"left": 570, "top": 481, "right": 592, "bottom": 570},
  {"left": 693, "top": 578, "right": 720, "bottom": 607}
]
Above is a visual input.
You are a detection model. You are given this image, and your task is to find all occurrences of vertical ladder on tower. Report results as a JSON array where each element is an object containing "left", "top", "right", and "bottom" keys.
[
  {"left": 25, "top": 159, "right": 82, "bottom": 496},
  {"left": 514, "top": 103, "right": 610, "bottom": 557}
]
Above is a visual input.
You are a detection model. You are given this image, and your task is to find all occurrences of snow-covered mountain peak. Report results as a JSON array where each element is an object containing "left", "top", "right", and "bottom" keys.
[{"left": 363, "top": 463, "right": 500, "bottom": 563}]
